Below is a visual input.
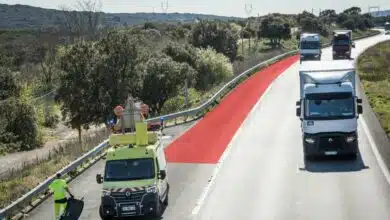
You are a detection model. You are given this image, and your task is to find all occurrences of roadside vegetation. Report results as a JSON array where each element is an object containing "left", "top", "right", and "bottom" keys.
[
  {"left": 0, "top": 2, "right": 381, "bottom": 210},
  {"left": 357, "top": 40, "right": 390, "bottom": 135}
]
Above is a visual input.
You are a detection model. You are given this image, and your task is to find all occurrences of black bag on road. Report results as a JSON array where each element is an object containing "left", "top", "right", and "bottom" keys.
[{"left": 60, "top": 197, "right": 84, "bottom": 220}]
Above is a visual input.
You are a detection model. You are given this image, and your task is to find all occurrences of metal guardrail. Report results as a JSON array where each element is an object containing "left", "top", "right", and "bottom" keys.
[
  {"left": 0, "top": 30, "right": 381, "bottom": 219},
  {"left": 145, "top": 50, "right": 299, "bottom": 123}
]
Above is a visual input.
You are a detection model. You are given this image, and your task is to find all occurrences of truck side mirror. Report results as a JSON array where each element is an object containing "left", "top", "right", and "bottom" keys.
[
  {"left": 357, "top": 98, "right": 362, "bottom": 104},
  {"left": 159, "top": 170, "right": 166, "bottom": 180},
  {"left": 357, "top": 105, "right": 363, "bottom": 114},
  {"left": 96, "top": 174, "right": 103, "bottom": 184},
  {"left": 296, "top": 100, "right": 301, "bottom": 106},
  {"left": 296, "top": 107, "right": 301, "bottom": 117},
  {"left": 352, "top": 42, "right": 356, "bottom": 48}
]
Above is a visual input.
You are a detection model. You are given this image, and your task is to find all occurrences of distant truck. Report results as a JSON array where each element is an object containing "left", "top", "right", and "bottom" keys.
[
  {"left": 295, "top": 60, "right": 363, "bottom": 160},
  {"left": 385, "top": 22, "right": 390, "bottom": 34},
  {"left": 332, "top": 30, "right": 355, "bottom": 60},
  {"left": 299, "top": 33, "right": 322, "bottom": 62}
]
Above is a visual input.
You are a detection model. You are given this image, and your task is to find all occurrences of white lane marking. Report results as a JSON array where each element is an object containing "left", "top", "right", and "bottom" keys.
[
  {"left": 190, "top": 61, "right": 299, "bottom": 217},
  {"left": 360, "top": 117, "right": 390, "bottom": 184}
]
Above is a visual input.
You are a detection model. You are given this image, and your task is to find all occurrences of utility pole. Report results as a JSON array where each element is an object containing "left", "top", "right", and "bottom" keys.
[
  {"left": 245, "top": 4, "right": 253, "bottom": 55},
  {"left": 161, "top": 1, "right": 168, "bottom": 13}
]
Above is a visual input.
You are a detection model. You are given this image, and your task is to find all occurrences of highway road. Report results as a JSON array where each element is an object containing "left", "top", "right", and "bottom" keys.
[
  {"left": 24, "top": 32, "right": 390, "bottom": 220},
  {"left": 193, "top": 32, "right": 390, "bottom": 220}
]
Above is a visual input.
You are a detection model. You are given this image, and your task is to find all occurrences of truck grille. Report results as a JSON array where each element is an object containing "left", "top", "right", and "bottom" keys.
[
  {"left": 319, "top": 136, "right": 343, "bottom": 150},
  {"left": 110, "top": 190, "right": 146, "bottom": 203}
]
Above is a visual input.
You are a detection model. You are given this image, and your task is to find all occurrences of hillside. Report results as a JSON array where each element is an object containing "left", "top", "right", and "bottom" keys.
[{"left": 0, "top": 3, "right": 244, "bottom": 29}]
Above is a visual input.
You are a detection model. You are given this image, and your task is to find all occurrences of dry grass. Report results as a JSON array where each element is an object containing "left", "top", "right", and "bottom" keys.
[
  {"left": 0, "top": 128, "right": 109, "bottom": 209},
  {"left": 358, "top": 40, "right": 390, "bottom": 135}
]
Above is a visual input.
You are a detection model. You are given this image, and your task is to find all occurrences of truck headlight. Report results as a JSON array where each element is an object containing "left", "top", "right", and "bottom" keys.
[
  {"left": 346, "top": 135, "right": 356, "bottom": 143},
  {"left": 346, "top": 51, "right": 350, "bottom": 54},
  {"left": 304, "top": 137, "right": 315, "bottom": 144},
  {"left": 146, "top": 185, "right": 157, "bottom": 193}
]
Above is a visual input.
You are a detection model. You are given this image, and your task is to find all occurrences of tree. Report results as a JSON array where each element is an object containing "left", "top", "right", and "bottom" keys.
[
  {"left": 258, "top": 16, "right": 291, "bottom": 47},
  {"left": 194, "top": 47, "right": 234, "bottom": 91},
  {"left": 189, "top": 20, "right": 238, "bottom": 61},
  {"left": 0, "top": 66, "right": 20, "bottom": 100},
  {"left": 343, "top": 7, "right": 362, "bottom": 16},
  {"left": 319, "top": 9, "right": 337, "bottom": 24},
  {"left": 139, "top": 54, "right": 196, "bottom": 114},
  {"left": 55, "top": 40, "right": 99, "bottom": 144},
  {"left": 94, "top": 30, "right": 141, "bottom": 124},
  {"left": 59, "top": 0, "right": 103, "bottom": 43},
  {"left": 162, "top": 41, "right": 197, "bottom": 68}
]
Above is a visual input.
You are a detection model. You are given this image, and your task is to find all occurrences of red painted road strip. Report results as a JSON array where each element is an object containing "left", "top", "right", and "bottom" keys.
[{"left": 165, "top": 55, "right": 299, "bottom": 164}]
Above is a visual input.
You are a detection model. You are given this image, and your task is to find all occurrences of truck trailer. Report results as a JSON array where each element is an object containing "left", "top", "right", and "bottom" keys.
[
  {"left": 296, "top": 60, "right": 363, "bottom": 160},
  {"left": 332, "top": 30, "right": 355, "bottom": 60},
  {"left": 299, "top": 33, "right": 322, "bottom": 62}
]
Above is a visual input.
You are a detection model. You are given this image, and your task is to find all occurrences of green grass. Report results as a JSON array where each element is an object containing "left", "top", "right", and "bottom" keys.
[{"left": 357, "top": 40, "right": 390, "bottom": 135}]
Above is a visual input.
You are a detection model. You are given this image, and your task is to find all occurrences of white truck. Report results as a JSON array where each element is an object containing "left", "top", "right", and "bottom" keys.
[
  {"left": 295, "top": 60, "right": 363, "bottom": 160},
  {"left": 299, "top": 33, "right": 322, "bottom": 62},
  {"left": 385, "top": 22, "right": 390, "bottom": 35}
]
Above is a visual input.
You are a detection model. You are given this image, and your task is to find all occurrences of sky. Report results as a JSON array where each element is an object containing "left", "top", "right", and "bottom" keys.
[{"left": 1, "top": 0, "right": 390, "bottom": 17}]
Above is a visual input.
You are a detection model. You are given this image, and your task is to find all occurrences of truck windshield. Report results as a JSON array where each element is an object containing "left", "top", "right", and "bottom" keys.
[
  {"left": 333, "top": 35, "right": 350, "bottom": 45},
  {"left": 104, "top": 158, "right": 155, "bottom": 181},
  {"left": 300, "top": 41, "right": 320, "bottom": 49},
  {"left": 305, "top": 92, "right": 355, "bottom": 120}
]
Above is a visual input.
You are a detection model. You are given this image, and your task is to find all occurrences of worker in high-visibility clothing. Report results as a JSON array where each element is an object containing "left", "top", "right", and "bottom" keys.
[{"left": 49, "top": 173, "right": 74, "bottom": 220}]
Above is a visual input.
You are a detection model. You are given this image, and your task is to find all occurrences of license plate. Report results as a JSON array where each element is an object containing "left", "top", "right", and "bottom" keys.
[
  {"left": 122, "top": 205, "right": 136, "bottom": 211},
  {"left": 325, "top": 151, "right": 338, "bottom": 155}
]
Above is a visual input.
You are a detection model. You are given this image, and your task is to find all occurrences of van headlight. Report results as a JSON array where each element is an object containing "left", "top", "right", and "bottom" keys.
[
  {"left": 102, "top": 190, "right": 111, "bottom": 196},
  {"left": 146, "top": 185, "right": 157, "bottom": 193},
  {"left": 346, "top": 135, "right": 356, "bottom": 143},
  {"left": 304, "top": 137, "right": 315, "bottom": 144}
]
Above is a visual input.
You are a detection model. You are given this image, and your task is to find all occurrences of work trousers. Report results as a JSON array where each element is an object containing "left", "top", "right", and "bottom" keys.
[{"left": 54, "top": 198, "right": 67, "bottom": 220}]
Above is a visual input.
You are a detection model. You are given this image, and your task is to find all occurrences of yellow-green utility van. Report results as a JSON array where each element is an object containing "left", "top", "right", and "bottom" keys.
[{"left": 96, "top": 122, "right": 169, "bottom": 219}]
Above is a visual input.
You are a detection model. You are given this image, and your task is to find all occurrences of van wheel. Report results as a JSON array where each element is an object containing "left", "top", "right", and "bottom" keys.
[
  {"left": 163, "top": 193, "right": 169, "bottom": 206},
  {"left": 153, "top": 200, "right": 163, "bottom": 217},
  {"left": 99, "top": 206, "right": 113, "bottom": 220}
]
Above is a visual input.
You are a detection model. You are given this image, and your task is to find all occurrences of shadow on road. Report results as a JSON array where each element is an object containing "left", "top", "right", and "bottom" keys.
[{"left": 300, "top": 150, "right": 369, "bottom": 173}]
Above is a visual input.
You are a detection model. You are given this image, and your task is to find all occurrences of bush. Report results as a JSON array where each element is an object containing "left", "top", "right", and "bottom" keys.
[
  {"left": 0, "top": 66, "right": 20, "bottom": 100},
  {"left": 0, "top": 98, "right": 42, "bottom": 154},
  {"left": 161, "top": 88, "right": 201, "bottom": 114},
  {"left": 195, "top": 47, "right": 234, "bottom": 91}
]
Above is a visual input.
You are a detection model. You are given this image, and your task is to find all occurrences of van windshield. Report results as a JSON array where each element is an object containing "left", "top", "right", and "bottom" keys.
[
  {"left": 300, "top": 41, "right": 320, "bottom": 49},
  {"left": 104, "top": 158, "right": 155, "bottom": 181},
  {"left": 304, "top": 92, "right": 355, "bottom": 120}
]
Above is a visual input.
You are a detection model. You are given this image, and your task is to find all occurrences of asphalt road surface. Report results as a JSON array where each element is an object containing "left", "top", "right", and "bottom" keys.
[
  {"left": 25, "top": 31, "right": 390, "bottom": 220},
  {"left": 192, "top": 31, "right": 390, "bottom": 220}
]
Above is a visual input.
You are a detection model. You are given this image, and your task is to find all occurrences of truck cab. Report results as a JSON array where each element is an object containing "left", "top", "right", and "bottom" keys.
[
  {"left": 295, "top": 61, "right": 363, "bottom": 160},
  {"left": 385, "top": 22, "right": 390, "bottom": 35},
  {"left": 96, "top": 98, "right": 169, "bottom": 219},
  {"left": 332, "top": 30, "right": 355, "bottom": 60},
  {"left": 299, "top": 33, "right": 322, "bottom": 62}
]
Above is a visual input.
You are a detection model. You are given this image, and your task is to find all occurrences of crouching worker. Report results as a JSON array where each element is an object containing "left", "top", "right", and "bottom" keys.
[{"left": 49, "top": 173, "right": 74, "bottom": 220}]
